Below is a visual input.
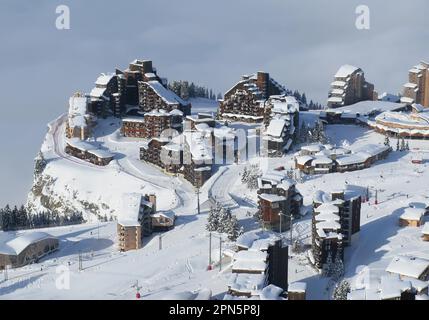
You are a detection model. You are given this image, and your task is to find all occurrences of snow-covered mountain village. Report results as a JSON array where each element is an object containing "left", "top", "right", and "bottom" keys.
[
  {"left": 1, "top": 2, "right": 429, "bottom": 304},
  {"left": 1, "top": 56, "right": 429, "bottom": 301}
]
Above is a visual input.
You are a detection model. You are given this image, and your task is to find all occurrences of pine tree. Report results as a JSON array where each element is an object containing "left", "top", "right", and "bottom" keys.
[
  {"left": 332, "top": 250, "right": 344, "bottom": 281},
  {"left": 332, "top": 280, "right": 351, "bottom": 300},
  {"left": 323, "top": 251, "right": 333, "bottom": 277},
  {"left": 405, "top": 140, "right": 410, "bottom": 151},
  {"left": 226, "top": 215, "right": 240, "bottom": 241},
  {"left": 396, "top": 139, "right": 400, "bottom": 151}
]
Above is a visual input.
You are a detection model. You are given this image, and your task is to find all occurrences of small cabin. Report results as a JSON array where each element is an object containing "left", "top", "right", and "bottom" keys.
[
  {"left": 399, "top": 207, "right": 425, "bottom": 227},
  {"left": 288, "top": 282, "right": 307, "bottom": 300}
]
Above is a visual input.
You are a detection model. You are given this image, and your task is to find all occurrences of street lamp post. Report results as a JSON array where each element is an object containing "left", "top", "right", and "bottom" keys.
[{"left": 196, "top": 187, "right": 201, "bottom": 215}]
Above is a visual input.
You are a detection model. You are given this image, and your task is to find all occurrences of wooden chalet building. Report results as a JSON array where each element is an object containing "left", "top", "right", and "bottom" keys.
[
  {"left": 399, "top": 207, "right": 425, "bottom": 227},
  {"left": 386, "top": 256, "right": 429, "bottom": 281},
  {"left": 0, "top": 232, "right": 59, "bottom": 270},
  {"left": 287, "top": 282, "right": 307, "bottom": 300},
  {"left": 140, "top": 131, "right": 213, "bottom": 188},
  {"left": 256, "top": 171, "right": 303, "bottom": 232},
  {"left": 140, "top": 137, "right": 171, "bottom": 169},
  {"left": 294, "top": 143, "right": 391, "bottom": 175},
  {"left": 121, "top": 109, "right": 183, "bottom": 139},
  {"left": 219, "top": 71, "right": 286, "bottom": 123},
  {"left": 65, "top": 139, "right": 114, "bottom": 166}
]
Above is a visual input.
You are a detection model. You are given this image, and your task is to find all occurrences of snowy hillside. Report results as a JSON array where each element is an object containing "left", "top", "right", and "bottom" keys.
[{"left": 5, "top": 109, "right": 428, "bottom": 299}]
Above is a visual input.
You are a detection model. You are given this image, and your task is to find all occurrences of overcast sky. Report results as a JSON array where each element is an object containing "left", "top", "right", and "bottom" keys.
[{"left": 0, "top": 0, "right": 428, "bottom": 207}]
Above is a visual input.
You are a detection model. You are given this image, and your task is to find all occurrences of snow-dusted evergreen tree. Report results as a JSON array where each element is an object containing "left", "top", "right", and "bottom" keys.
[
  {"left": 322, "top": 251, "right": 333, "bottom": 277},
  {"left": 384, "top": 136, "right": 390, "bottom": 147},
  {"left": 396, "top": 138, "right": 400, "bottom": 151},
  {"left": 226, "top": 215, "right": 240, "bottom": 241},
  {"left": 332, "top": 251, "right": 344, "bottom": 281},
  {"left": 332, "top": 280, "right": 351, "bottom": 300},
  {"left": 405, "top": 140, "right": 410, "bottom": 151},
  {"left": 299, "top": 122, "right": 308, "bottom": 143},
  {"left": 180, "top": 81, "right": 190, "bottom": 100},
  {"left": 206, "top": 202, "right": 222, "bottom": 232},
  {"left": 241, "top": 164, "right": 261, "bottom": 190}
]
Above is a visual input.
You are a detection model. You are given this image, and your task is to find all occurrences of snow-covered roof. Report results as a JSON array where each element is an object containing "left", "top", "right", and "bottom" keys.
[
  {"left": 314, "top": 203, "right": 340, "bottom": 214},
  {"left": 90, "top": 87, "right": 108, "bottom": 99},
  {"left": 335, "top": 154, "right": 368, "bottom": 166},
  {"left": 288, "top": 282, "right": 307, "bottom": 293},
  {"left": 315, "top": 220, "right": 341, "bottom": 231},
  {"left": 169, "top": 109, "right": 184, "bottom": 116},
  {"left": 183, "top": 131, "right": 213, "bottom": 162},
  {"left": 331, "top": 80, "right": 347, "bottom": 87},
  {"left": 66, "top": 138, "right": 97, "bottom": 152},
  {"left": 380, "top": 274, "right": 412, "bottom": 300},
  {"left": 295, "top": 155, "right": 313, "bottom": 166},
  {"left": 146, "top": 81, "right": 187, "bottom": 106},
  {"left": 400, "top": 207, "right": 425, "bottom": 221},
  {"left": 301, "top": 144, "right": 324, "bottom": 153},
  {"left": 386, "top": 256, "right": 429, "bottom": 279},
  {"left": 335, "top": 65, "right": 359, "bottom": 78},
  {"left": 400, "top": 97, "right": 415, "bottom": 104},
  {"left": 260, "top": 284, "right": 284, "bottom": 300},
  {"left": 404, "top": 82, "right": 418, "bottom": 89},
  {"left": 232, "top": 260, "right": 267, "bottom": 273},
  {"left": 89, "top": 148, "right": 114, "bottom": 159},
  {"left": 265, "top": 119, "right": 286, "bottom": 137},
  {"left": 122, "top": 117, "right": 146, "bottom": 123},
  {"left": 326, "top": 101, "right": 406, "bottom": 116},
  {"left": 327, "top": 96, "right": 344, "bottom": 103},
  {"left": 353, "top": 144, "right": 390, "bottom": 157},
  {"left": 228, "top": 273, "right": 266, "bottom": 294},
  {"left": 258, "top": 193, "right": 287, "bottom": 203},
  {"left": 234, "top": 250, "right": 268, "bottom": 262},
  {"left": 214, "top": 126, "right": 235, "bottom": 140},
  {"left": 69, "top": 95, "right": 88, "bottom": 116},
  {"left": 311, "top": 156, "right": 333, "bottom": 166},
  {"left": 0, "top": 232, "right": 57, "bottom": 256},
  {"left": 118, "top": 193, "right": 147, "bottom": 226},
  {"left": 95, "top": 73, "right": 115, "bottom": 86},
  {"left": 152, "top": 211, "right": 175, "bottom": 221}
]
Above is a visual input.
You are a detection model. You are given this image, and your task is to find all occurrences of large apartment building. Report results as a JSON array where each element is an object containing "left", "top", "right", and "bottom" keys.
[
  {"left": 117, "top": 193, "right": 156, "bottom": 252},
  {"left": 121, "top": 109, "right": 183, "bottom": 139},
  {"left": 256, "top": 171, "right": 303, "bottom": 232},
  {"left": 327, "top": 65, "right": 376, "bottom": 108},
  {"left": 311, "top": 189, "right": 361, "bottom": 269},
  {"left": 401, "top": 61, "right": 429, "bottom": 107},
  {"left": 219, "top": 71, "right": 286, "bottom": 122}
]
